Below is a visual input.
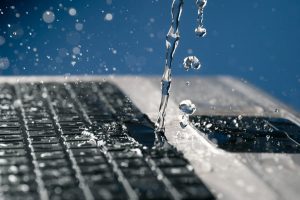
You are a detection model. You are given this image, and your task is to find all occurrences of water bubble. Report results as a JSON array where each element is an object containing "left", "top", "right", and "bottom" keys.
[
  {"left": 179, "top": 99, "right": 196, "bottom": 115},
  {"left": 195, "top": 26, "right": 207, "bottom": 37},
  {"left": 0, "top": 57, "right": 10, "bottom": 69},
  {"left": 68, "top": 8, "right": 77, "bottom": 16},
  {"left": 104, "top": 13, "right": 113, "bottom": 21},
  {"left": 183, "top": 56, "right": 201, "bottom": 71},
  {"left": 0, "top": 36, "right": 5, "bottom": 46},
  {"left": 42, "top": 11, "right": 55, "bottom": 23}
]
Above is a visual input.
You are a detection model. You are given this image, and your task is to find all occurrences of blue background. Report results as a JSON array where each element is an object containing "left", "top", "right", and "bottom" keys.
[{"left": 0, "top": 0, "right": 299, "bottom": 111}]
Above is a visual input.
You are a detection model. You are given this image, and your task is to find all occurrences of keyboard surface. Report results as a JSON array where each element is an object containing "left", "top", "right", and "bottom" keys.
[
  {"left": 0, "top": 82, "right": 214, "bottom": 200},
  {"left": 190, "top": 115, "right": 300, "bottom": 153}
]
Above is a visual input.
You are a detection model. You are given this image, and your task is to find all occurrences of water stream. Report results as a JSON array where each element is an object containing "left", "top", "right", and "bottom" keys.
[{"left": 154, "top": 0, "right": 208, "bottom": 146}]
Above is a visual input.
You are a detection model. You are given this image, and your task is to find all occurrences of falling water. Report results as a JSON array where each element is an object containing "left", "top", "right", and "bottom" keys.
[
  {"left": 154, "top": 0, "right": 184, "bottom": 146},
  {"left": 155, "top": 0, "right": 208, "bottom": 146},
  {"left": 195, "top": 0, "right": 207, "bottom": 37}
]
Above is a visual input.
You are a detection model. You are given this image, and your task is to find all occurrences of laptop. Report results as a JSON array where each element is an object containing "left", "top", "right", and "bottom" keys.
[{"left": 0, "top": 75, "right": 299, "bottom": 200}]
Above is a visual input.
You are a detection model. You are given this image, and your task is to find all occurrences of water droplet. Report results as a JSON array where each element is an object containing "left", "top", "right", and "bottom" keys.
[
  {"left": 266, "top": 135, "right": 270, "bottom": 141},
  {"left": 179, "top": 99, "right": 196, "bottom": 115},
  {"left": 195, "top": 0, "right": 208, "bottom": 37},
  {"left": 19, "top": 184, "right": 30, "bottom": 192},
  {"left": 183, "top": 56, "right": 201, "bottom": 71},
  {"left": 72, "top": 46, "right": 81, "bottom": 55},
  {"left": 195, "top": 26, "right": 207, "bottom": 37},
  {"left": 205, "top": 123, "right": 212, "bottom": 129},
  {"left": 238, "top": 115, "right": 243, "bottom": 120},
  {"left": 8, "top": 174, "right": 18, "bottom": 183},
  {"left": 185, "top": 81, "right": 190, "bottom": 86},
  {"left": 9, "top": 166, "right": 18, "bottom": 173},
  {"left": 78, "top": 139, "right": 96, "bottom": 147},
  {"left": 274, "top": 108, "right": 279, "bottom": 113},
  {"left": 179, "top": 114, "right": 189, "bottom": 128},
  {"left": 42, "top": 11, "right": 55, "bottom": 23},
  {"left": 68, "top": 8, "right": 77, "bottom": 16},
  {"left": 104, "top": 13, "right": 113, "bottom": 21},
  {"left": 81, "top": 129, "right": 96, "bottom": 139},
  {"left": 42, "top": 92, "right": 48, "bottom": 98},
  {"left": 75, "top": 23, "right": 83, "bottom": 31}
]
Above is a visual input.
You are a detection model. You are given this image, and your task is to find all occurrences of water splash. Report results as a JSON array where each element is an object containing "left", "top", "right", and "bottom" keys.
[
  {"left": 155, "top": 0, "right": 208, "bottom": 146},
  {"left": 183, "top": 56, "right": 201, "bottom": 71},
  {"left": 195, "top": 0, "right": 207, "bottom": 37},
  {"left": 179, "top": 99, "right": 196, "bottom": 128},
  {"left": 155, "top": 0, "right": 184, "bottom": 145},
  {"left": 179, "top": 99, "right": 196, "bottom": 115}
]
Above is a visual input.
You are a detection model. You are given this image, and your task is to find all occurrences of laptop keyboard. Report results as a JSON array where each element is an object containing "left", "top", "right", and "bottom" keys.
[{"left": 0, "top": 82, "right": 214, "bottom": 200}]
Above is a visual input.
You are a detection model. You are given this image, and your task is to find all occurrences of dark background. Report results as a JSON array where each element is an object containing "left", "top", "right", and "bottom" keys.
[{"left": 0, "top": 0, "right": 299, "bottom": 111}]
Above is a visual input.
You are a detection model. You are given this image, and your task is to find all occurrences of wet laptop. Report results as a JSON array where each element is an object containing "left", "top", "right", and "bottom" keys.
[{"left": 0, "top": 76, "right": 300, "bottom": 200}]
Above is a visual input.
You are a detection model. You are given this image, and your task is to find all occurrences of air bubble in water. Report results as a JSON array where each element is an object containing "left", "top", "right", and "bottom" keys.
[
  {"left": 42, "top": 11, "right": 55, "bottom": 23},
  {"left": 179, "top": 99, "right": 196, "bottom": 115},
  {"left": 183, "top": 56, "right": 201, "bottom": 71}
]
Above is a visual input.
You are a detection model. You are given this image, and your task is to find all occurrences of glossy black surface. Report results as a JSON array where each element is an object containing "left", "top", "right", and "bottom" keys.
[{"left": 190, "top": 115, "right": 300, "bottom": 153}]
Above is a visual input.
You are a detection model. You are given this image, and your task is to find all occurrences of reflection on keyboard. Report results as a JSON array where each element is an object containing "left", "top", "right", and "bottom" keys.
[
  {"left": 190, "top": 115, "right": 300, "bottom": 153},
  {"left": 0, "top": 82, "right": 214, "bottom": 200}
]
